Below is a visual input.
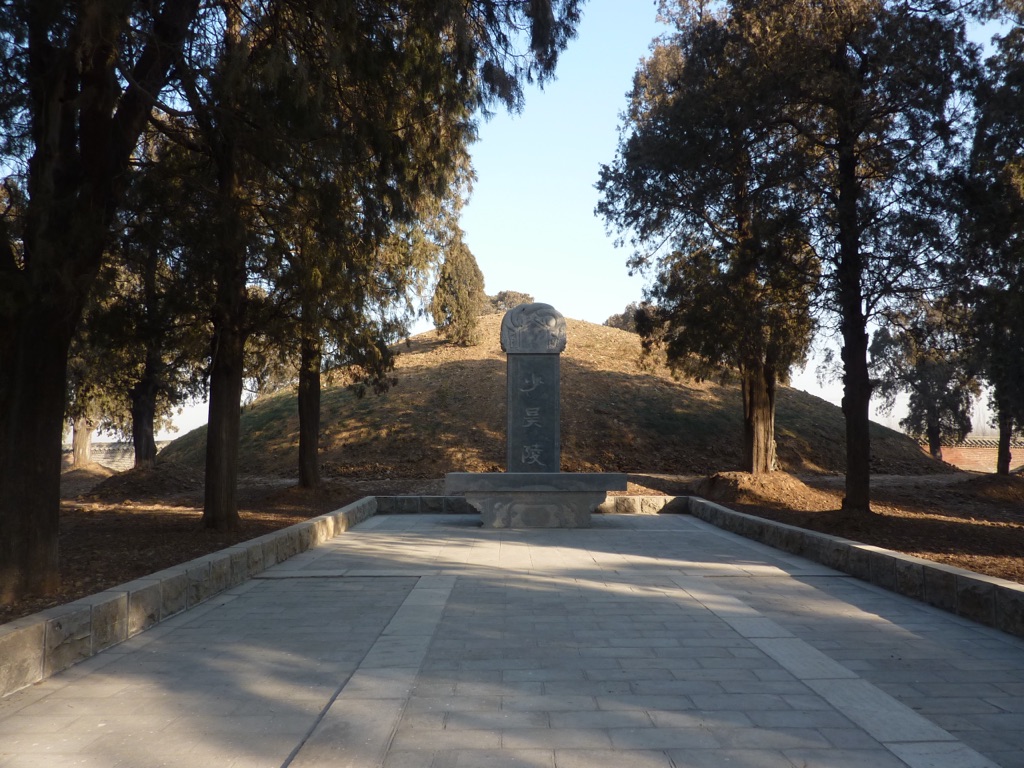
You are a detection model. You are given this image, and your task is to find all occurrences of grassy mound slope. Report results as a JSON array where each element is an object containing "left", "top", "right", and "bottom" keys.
[{"left": 161, "top": 315, "right": 947, "bottom": 479}]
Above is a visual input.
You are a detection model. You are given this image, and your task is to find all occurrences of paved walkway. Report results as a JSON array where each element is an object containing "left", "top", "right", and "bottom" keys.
[{"left": 2, "top": 513, "right": 1023, "bottom": 768}]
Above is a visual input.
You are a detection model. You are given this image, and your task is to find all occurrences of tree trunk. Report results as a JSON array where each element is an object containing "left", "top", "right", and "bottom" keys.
[
  {"left": 298, "top": 333, "right": 322, "bottom": 488},
  {"left": 203, "top": 319, "right": 245, "bottom": 531},
  {"left": 129, "top": 234, "right": 163, "bottom": 470},
  {"left": 129, "top": 372, "right": 159, "bottom": 469},
  {"left": 926, "top": 410, "right": 943, "bottom": 462},
  {"left": 201, "top": 162, "right": 247, "bottom": 531},
  {"left": 72, "top": 415, "right": 94, "bottom": 468},
  {"left": 741, "top": 362, "right": 777, "bottom": 475},
  {"left": 202, "top": 5, "right": 247, "bottom": 532},
  {"left": 834, "top": 70, "right": 872, "bottom": 514},
  {"left": 997, "top": 408, "right": 1013, "bottom": 476},
  {"left": 0, "top": 312, "right": 72, "bottom": 604},
  {"left": 838, "top": 290, "right": 872, "bottom": 513}
]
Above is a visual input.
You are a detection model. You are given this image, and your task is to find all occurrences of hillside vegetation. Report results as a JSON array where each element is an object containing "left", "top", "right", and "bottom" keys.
[{"left": 161, "top": 315, "right": 943, "bottom": 479}]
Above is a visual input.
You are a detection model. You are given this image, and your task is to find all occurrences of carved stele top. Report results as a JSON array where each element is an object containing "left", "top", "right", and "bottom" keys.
[{"left": 500, "top": 303, "right": 567, "bottom": 354}]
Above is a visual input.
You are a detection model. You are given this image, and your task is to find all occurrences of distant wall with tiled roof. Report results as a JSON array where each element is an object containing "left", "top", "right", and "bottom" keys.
[
  {"left": 61, "top": 442, "right": 171, "bottom": 472},
  {"left": 924, "top": 439, "right": 1024, "bottom": 473}
]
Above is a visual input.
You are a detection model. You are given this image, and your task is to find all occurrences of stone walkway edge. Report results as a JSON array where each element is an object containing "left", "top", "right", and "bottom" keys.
[{"left": 2, "top": 493, "right": 1023, "bottom": 699}]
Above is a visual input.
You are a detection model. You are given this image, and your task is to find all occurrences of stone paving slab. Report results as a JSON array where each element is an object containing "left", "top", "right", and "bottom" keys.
[{"left": 2, "top": 514, "right": 1023, "bottom": 767}]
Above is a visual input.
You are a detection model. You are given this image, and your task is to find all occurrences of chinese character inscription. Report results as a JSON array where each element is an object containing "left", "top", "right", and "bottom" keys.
[{"left": 501, "top": 303, "right": 566, "bottom": 473}]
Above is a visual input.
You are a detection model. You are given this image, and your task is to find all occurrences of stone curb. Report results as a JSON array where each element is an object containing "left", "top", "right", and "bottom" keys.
[
  {"left": 684, "top": 495, "right": 1024, "bottom": 639},
  {"left": 0, "top": 496, "right": 377, "bottom": 700}
]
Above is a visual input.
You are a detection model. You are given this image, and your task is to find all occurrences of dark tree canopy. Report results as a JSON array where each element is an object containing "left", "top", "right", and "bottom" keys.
[
  {"left": 763, "top": 0, "right": 976, "bottom": 509},
  {"left": 0, "top": 0, "right": 203, "bottom": 603},
  {"left": 86, "top": 133, "right": 210, "bottom": 467},
  {"left": 0, "top": 0, "right": 585, "bottom": 603},
  {"left": 597, "top": 3, "right": 817, "bottom": 474},
  {"left": 601, "top": 0, "right": 976, "bottom": 497},
  {"left": 958, "top": 22, "right": 1024, "bottom": 473}
]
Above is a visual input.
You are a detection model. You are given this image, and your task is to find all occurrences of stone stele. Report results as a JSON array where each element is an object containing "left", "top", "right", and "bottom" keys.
[{"left": 501, "top": 303, "right": 566, "bottom": 473}]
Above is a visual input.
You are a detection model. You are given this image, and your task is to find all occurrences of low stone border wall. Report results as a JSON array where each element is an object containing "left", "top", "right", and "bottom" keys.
[
  {"left": 597, "top": 495, "right": 688, "bottom": 515},
  {"left": 0, "top": 497, "right": 377, "bottom": 699},
  {"left": 685, "top": 496, "right": 1024, "bottom": 639},
  {"left": 376, "top": 494, "right": 690, "bottom": 516},
  {"left": 375, "top": 496, "right": 474, "bottom": 514}
]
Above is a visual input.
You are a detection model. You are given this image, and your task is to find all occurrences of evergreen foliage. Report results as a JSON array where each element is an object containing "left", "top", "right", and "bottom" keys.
[
  {"left": 597, "top": 3, "right": 818, "bottom": 475},
  {"left": 869, "top": 299, "right": 980, "bottom": 460},
  {"left": 601, "top": 0, "right": 977, "bottom": 497},
  {"left": 485, "top": 290, "right": 536, "bottom": 313},
  {"left": 959, "top": 22, "right": 1024, "bottom": 473},
  {"left": 0, "top": 0, "right": 203, "bottom": 602},
  {"left": 738, "top": 0, "right": 976, "bottom": 508},
  {"left": 603, "top": 302, "right": 643, "bottom": 333},
  {"left": 430, "top": 237, "right": 487, "bottom": 346},
  {"left": 84, "top": 133, "right": 211, "bottom": 468}
]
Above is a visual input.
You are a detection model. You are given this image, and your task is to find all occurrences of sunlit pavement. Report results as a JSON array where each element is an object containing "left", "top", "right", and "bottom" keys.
[{"left": 1, "top": 513, "right": 1021, "bottom": 768}]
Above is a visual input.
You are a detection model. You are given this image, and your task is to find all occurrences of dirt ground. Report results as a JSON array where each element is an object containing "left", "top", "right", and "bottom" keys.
[
  {"left": 683, "top": 470, "right": 1024, "bottom": 584},
  {"left": 0, "top": 464, "right": 442, "bottom": 625},
  {"left": 2, "top": 463, "right": 1021, "bottom": 627}
]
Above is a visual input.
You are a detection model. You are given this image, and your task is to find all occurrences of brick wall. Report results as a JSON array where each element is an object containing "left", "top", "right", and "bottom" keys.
[{"left": 933, "top": 442, "right": 1024, "bottom": 473}]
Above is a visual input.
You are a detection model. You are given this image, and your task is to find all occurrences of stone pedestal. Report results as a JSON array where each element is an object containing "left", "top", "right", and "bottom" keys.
[{"left": 444, "top": 472, "right": 628, "bottom": 529}]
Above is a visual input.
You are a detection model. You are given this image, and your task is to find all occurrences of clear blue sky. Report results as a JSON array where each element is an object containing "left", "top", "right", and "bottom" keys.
[{"left": 460, "top": 0, "right": 665, "bottom": 326}]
